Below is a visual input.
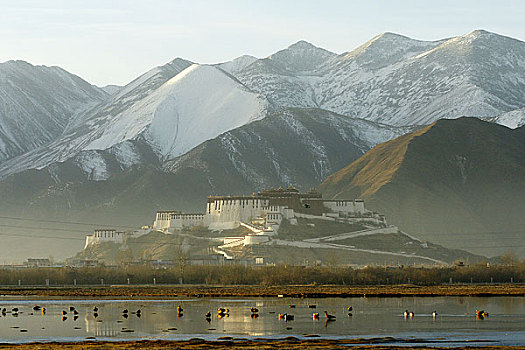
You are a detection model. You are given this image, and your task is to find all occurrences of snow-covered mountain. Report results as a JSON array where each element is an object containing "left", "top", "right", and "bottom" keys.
[
  {"left": 0, "top": 60, "right": 107, "bottom": 161},
  {"left": 0, "top": 61, "right": 268, "bottom": 179},
  {"left": 234, "top": 41, "right": 335, "bottom": 108},
  {"left": 234, "top": 30, "right": 525, "bottom": 126},
  {"left": 4, "top": 29, "right": 525, "bottom": 178}
]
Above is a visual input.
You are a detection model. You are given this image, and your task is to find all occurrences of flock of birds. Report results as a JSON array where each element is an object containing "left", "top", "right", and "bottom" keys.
[{"left": 0, "top": 304, "right": 491, "bottom": 327}]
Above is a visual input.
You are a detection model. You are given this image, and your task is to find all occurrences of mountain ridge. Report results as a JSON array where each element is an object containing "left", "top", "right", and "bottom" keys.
[{"left": 0, "top": 60, "right": 108, "bottom": 161}]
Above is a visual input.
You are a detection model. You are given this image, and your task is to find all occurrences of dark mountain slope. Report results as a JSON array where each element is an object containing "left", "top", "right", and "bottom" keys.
[{"left": 319, "top": 118, "right": 525, "bottom": 258}]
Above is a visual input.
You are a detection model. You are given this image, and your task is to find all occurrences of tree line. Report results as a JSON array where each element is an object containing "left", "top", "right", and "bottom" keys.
[{"left": 0, "top": 262, "right": 524, "bottom": 286}]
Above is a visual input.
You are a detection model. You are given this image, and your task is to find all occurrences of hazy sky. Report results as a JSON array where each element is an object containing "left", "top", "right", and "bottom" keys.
[{"left": 1, "top": 0, "right": 524, "bottom": 86}]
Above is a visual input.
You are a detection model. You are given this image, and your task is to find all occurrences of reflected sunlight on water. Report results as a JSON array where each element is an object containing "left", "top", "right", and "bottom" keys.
[{"left": 0, "top": 296, "right": 523, "bottom": 345}]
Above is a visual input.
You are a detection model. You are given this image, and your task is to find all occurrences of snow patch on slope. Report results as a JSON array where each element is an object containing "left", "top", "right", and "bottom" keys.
[
  {"left": 110, "top": 142, "right": 142, "bottom": 168},
  {"left": 75, "top": 151, "right": 109, "bottom": 181},
  {"left": 82, "top": 64, "right": 268, "bottom": 160},
  {"left": 145, "top": 64, "right": 268, "bottom": 159},
  {"left": 493, "top": 108, "right": 525, "bottom": 129}
]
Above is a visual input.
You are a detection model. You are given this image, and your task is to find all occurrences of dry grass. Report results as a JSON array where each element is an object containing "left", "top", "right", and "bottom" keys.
[
  {"left": 0, "top": 284, "right": 524, "bottom": 298},
  {"left": 0, "top": 339, "right": 520, "bottom": 350}
]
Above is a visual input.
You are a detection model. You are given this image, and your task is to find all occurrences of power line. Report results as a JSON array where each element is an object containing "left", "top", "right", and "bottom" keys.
[
  {"left": 0, "top": 224, "right": 92, "bottom": 234},
  {"left": 0, "top": 232, "right": 84, "bottom": 241},
  {"left": 0, "top": 215, "right": 138, "bottom": 229}
]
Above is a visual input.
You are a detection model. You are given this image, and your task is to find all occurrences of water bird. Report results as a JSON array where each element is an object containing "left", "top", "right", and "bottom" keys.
[
  {"left": 72, "top": 310, "right": 79, "bottom": 315},
  {"left": 93, "top": 307, "right": 99, "bottom": 312},
  {"left": 279, "top": 313, "right": 294, "bottom": 321},
  {"left": 136, "top": 309, "right": 142, "bottom": 316},
  {"left": 122, "top": 313, "right": 128, "bottom": 319},
  {"left": 73, "top": 316, "right": 78, "bottom": 321},
  {"left": 205, "top": 311, "right": 211, "bottom": 318},
  {"left": 93, "top": 313, "right": 99, "bottom": 318},
  {"left": 33, "top": 306, "right": 41, "bottom": 311},
  {"left": 217, "top": 308, "right": 228, "bottom": 317},
  {"left": 404, "top": 310, "right": 409, "bottom": 318},
  {"left": 69, "top": 306, "right": 76, "bottom": 312},
  {"left": 41, "top": 307, "right": 46, "bottom": 315},
  {"left": 250, "top": 313, "right": 259, "bottom": 318},
  {"left": 177, "top": 306, "right": 183, "bottom": 313},
  {"left": 324, "top": 311, "right": 336, "bottom": 320},
  {"left": 409, "top": 312, "right": 415, "bottom": 318},
  {"left": 12, "top": 308, "right": 19, "bottom": 313},
  {"left": 313, "top": 313, "right": 319, "bottom": 319},
  {"left": 476, "top": 310, "right": 489, "bottom": 318},
  {"left": 432, "top": 311, "right": 438, "bottom": 318},
  {"left": 62, "top": 316, "right": 67, "bottom": 321},
  {"left": 250, "top": 307, "right": 259, "bottom": 313},
  {"left": 347, "top": 306, "right": 353, "bottom": 312},
  {"left": 122, "top": 309, "right": 128, "bottom": 314},
  {"left": 61, "top": 310, "right": 67, "bottom": 315}
]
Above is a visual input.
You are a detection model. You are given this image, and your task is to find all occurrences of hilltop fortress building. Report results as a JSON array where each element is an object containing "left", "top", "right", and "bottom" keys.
[
  {"left": 152, "top": 187, "right": 385, "bottom": 234},
  {"left": 83, "top": 187, "right": 391, "bottom": 255}
]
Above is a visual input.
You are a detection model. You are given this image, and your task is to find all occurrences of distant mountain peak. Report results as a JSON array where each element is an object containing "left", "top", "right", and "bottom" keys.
[
  {"left": 372, "top": 32, "right": 414, "bottom": 42},
  {"left": 341, "top": 31, "right": 441, "bottom": 68},
  {"left": 468, "top": 29, "right": 491, "bottom": 37},
  {"left": 447, "top": 29, "right": 519, "bottom": 46},
  {"left": 217, "top": 55, "right": 258, "bottom": 75},
  {"left": 287, "top": 40, "right": 320, "bottom": 50},
  {"left": 167, "top": 57, "right": 192, "bottom": 65},
  {"left": 267, "top": 40, "right": 336, "bottom": 72}
]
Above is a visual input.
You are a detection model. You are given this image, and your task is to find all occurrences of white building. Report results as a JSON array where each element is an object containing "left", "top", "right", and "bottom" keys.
[
  {"left": 151, "top": 187, "right": 386, "bottom": 241},
  {"left": 84, "top": 229, "right": 124, "bottom": 249}
]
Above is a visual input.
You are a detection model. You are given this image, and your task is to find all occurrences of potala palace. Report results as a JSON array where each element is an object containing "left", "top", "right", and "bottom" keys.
[
  {"left": 79, "top": 186, "right": 466, "bottom": 267},
  {"left": 84, "top": 187, "right": 387, "bottom": 249},
  {"left": 150, "top": 186, "right": 387, "bottom": 248}
]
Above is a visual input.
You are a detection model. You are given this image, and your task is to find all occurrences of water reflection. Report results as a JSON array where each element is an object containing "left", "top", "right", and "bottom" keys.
[{"left": 0, "top": 297, "right": 523, "bottom": 344}]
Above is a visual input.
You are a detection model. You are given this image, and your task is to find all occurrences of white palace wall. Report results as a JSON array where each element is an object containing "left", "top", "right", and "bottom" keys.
[
  {"left": 151, "top": 193, "right": 374, "bottom": 234},
  {"left": 84, "top": 229, "right": 123, "bottom": 249},
  {"left": 321, "top": 199, "right": 366, "bottom": 215},
  {"left": 206, "top": 198, "right": 269, "bottom": 230}
]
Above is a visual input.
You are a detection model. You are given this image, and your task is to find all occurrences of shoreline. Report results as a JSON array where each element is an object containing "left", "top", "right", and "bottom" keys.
[
  {"left": 0, "top": 338, "right": 522, "bottom": 350},
  {"left": 0, "top": 284, "right": 524, "bottom": 298}
]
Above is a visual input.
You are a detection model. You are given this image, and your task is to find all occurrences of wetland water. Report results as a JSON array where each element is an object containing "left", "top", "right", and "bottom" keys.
[{"left": 0, "top": 296, "right": 524, "bottom": 346}]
